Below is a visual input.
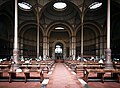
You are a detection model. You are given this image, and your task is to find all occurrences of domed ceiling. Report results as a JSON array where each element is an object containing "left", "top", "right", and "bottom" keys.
[
  {"left": 40, "top": 1, "right": 80, "bottom": 25},
  {"left": 0, "top": 0, "right": 120, "bottom": 35},
  {"left": 17, "top": 0, "right": 107, "bottom": 29}
]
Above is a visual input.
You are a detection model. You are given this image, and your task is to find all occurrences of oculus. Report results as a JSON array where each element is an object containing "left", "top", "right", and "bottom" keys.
[
  {"left": 53, "top": 2, "right": 67, "bottom": 11},
  {"left": 89, "top": 2, "right": 102, "bottom": 9},
  {"left": 18, "top": 2, "right": 32, "bottom": 11}
]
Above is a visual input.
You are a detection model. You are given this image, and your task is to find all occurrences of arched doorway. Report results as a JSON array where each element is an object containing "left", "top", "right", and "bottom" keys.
[
  {"left": 55, "top": 42, "right": 63, "bottom": 60},
  {"left": 51, "top": 40, "right": 67, "bottom": 62}
]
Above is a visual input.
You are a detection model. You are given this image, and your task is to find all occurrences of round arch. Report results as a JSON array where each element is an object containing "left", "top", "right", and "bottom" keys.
[
  {"left": 76, "top": 20, "right": 102, "bottom": 36},
  {"left": 52, "top": 40, "right": 67, "bottom": 60},
  {"left": 19, "top": 21, "right": 44, "bottom": 36},
  {"left": 18, "top": 21, "right": 44, "bottom": 58},
  {"left": 75, "top": 21, "right": 103, "bottom": 56},
  {"left": 0, "top": 12, "right": 13, "bottom": 39},
  {"left": 0, "top": 13, "right": 13, "bottom": 58},
  {"left": 46, "top": 21, "right": 74, "bottom": 37}
]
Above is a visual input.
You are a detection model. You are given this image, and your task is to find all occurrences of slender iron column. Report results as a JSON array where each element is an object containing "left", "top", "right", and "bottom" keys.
[
  {"left": 80, "top": 0, "right": 85, "bottom": 58},
  {"left": 81, "top": 11, "right": 84, "bottom": 58},
  {"left": 105, "top": 0, "right": 113, "bottom": 69},
  {"left": 36, "top": 0, "right": 41, "bottom": 59},
  {"left": 13, "top": 0, "right": 19, "bottom": 70},
  {"left": 36, "top": 6, "right": 40, "bottom": 59}
]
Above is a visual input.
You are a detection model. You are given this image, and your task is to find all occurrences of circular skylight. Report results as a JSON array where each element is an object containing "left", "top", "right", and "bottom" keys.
[
  {"left": 89, "top": 2, "right": 102, "bottom": 9},
  {"left": 18, "top": 2, "right": 32, "bottom": 11},
  {"left": 53, "top": 2, "right": 67, "bottom": 11}
]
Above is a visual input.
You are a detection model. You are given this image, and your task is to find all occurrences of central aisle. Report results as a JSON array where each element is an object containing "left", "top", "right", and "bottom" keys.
[{"left": 47, "top": 63, "right": 83, "bottom": 88}]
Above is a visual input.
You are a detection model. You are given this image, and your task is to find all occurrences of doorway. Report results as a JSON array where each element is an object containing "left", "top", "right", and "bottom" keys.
[{"left": 55, "top": 43, "right": 63, "bottom": 60}]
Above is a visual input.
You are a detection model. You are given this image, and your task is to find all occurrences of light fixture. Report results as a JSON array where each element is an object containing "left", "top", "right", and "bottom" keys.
[
  {"left": 18, "top": 2, "right": 32, "bottom": 11},
  {"left": 53, "top": 2, "right": 67, "bottom": 11},
  {"left": 55, "top": 27, "right": 64, "bottom": 30},
  {"left": 89, "top": 2, "right": 102, "bottom": 9}
]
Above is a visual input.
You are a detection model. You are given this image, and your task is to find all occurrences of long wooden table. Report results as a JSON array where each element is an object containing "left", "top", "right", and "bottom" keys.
[
  {"left": 83, "top": 69, "right": 120, "bottom": 83},
  {"left": 0, "top": 65, "right": 10, "bottom": 70},
  {"left": 8, "top": 69, "right": 44, "bottom": 83},
  {"left": 74, "top": 64, "right": 104, "bottom": 73},
  {"left": 20, "top": 64, "right": 40, "bottom": 70},
  {"left": 83, "top": 69, "right": 105, "bottom": 83}
]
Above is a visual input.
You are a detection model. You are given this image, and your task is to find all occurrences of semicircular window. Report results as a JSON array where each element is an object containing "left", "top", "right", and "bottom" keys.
[{"left": 55, "top": 27, "right": 64, "bottom": 30}]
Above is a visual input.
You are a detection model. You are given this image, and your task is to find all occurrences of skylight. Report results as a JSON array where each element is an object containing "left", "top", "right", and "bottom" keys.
[
  {"left": 89, "top": 2, "right": 102, "bottom": 9},
  {"left": 53, "top": 2, "right": 67, "bottom": 11},
  {"left": 18, "top": 2, "right": 32, "bottom": 11},
  {"left": 55, "top": 27, "right": 64, "bottom": 30}
]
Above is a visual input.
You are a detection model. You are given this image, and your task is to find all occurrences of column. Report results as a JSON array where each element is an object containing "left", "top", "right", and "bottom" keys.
[
  {"left": 13, "top": 0, "right": 19, "bottom": 70},
  {"left": 47, "top": 37, "right": 49, "bottom": 56},
  {"left": 35, "top": 0, "right": 42, "bottom": 58},
  {"left": 43, "top": 36, "right": 47, "bottom": 60},
  {"left": 99, "top": 36, "right": 104, "bottom": 56},
  {"left": 71, "top": 36, "right": 74, "bottom": 55},
  {"left": 96, "top": 37, "right": 99, "bottom": 56},
  {"left": 105, "top": 0, "right": 113, "bottom": 69},
  {"left": 64, "top": 47, "right": 66, "bottom": 59},
  {"left": 73, "top": 36, "right": 76, "bottom": 56},
  {"left": 81, "top": 18, "right": 83, "bottom": 59},
  {"left": 52, "top": 47, "right": 55, "bottom": 60},
  {"left": 20, "top": 38, "right": 23, "bottom": 57},
  {"left": 36, "top": 5, "right": 41, "bottom": 58},
  {"left": 69, "top": 37, "right": 72, "bottom": 56},
  {"left": 80, "top": 0, "right": 85, "bottom": 59},
  {"left": 37, "top": 10, "right": 39, "bottom": 58},
  {"left": 72, "top": 36, "right": 76, "bottom": 60}
]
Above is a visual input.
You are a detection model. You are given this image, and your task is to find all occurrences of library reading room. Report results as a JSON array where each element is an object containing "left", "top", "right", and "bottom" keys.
[{"left": 0, "top": 0, "right": 120, "bottom": 88}]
